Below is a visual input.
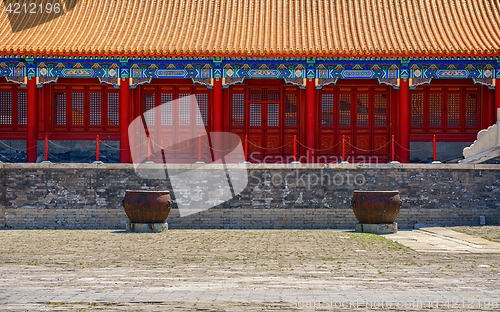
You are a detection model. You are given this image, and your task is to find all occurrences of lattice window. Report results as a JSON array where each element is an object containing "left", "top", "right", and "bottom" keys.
[
  {"left": 374, "top": 94, "right": 387, "bottom": 127},
  {"left": 429, "top": 93, "right": 442, "bottom": 127},
  {"left": 178, "top": 93, "right": 191, "bottom": 126},
  {"left": 249, "top": 88, "right": 263, "bottom": 101},
  {"left": 465, "top": 93, "right": 479, "bottom": 127},
  {"left": 356, "top": 94, "right": 369, "bottom": 127},
  {"left": 267, "top": 103, "right": 279, "bottom": 127},
  {"left": 17, "top": 91, "right": 27, "bottom": 125},
  {"left": 231, "top": 94, "right": 245, "bottom": 127},
  {"left": 249, "top": 88, "right": 280, "bottom": 101},
  {"left": 285, "top": 93, "right": 297, "bottom": 127},
  {"left": 144, "top": 93, "right": 155, "bottom": 125},
  {"left": 321, "top": 94, "right": 334, "bottom": 127},
  {"left": 195, "top": 94, "right": 208, "bottom": 126},
  {"left": 89, "top": 92, "right": 102, "bottom": 125},
  {"left": 266, "top": 88, "right": 280, "bottom": 101},
  {"left": 160, "top": 93, "right": 173, "bottom": 126},
  {"left": 54, "top": 92, "right": 66, "bottom": 125},
  {"left": 447, "top": 93, "right": 460, "bottom": 127},
  {"left": 0, "top": 92, "right": 12, "bottom": 125},
  {"left": 339, "top": 94, "right": 351, "bottom": 126},
  {"left": 249, "top": 104, "right": 261, "bottom": 126},
  {"left": 71, "top": 92, "right": 84, "bottom": 125},
  {"left": 107, "top": 93, "right": 119, "bottom": 126},
  {"left": 411, "top": 93, "right": 424, "bottom": 127}
]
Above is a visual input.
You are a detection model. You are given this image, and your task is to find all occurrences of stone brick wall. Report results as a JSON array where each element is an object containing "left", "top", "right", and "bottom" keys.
[{"left": 0, "top": 163, "right": 499, "bottom": 229}]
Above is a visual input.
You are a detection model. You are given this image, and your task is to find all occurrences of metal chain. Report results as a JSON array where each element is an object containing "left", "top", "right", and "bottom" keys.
[
  {"left": 49, "top": 140, "right": 95, "bottom": 151},
  {"left": 0, "top": 140, "right": 37, "bottom": 151},
  {"left": 345, "top": 140, "right": 391, "bottom": 152},
  {"left": 296, "top": 139, "right": 342, "bottom": 152},
  {"left": 394, "top": 140, "right": 433, "bottom": 152},
  {"left": 0, "top": 152, "right": 17, "bottom": 162},
  {"left": 151, "top": 140, "right": 197, "bottom": 151},
  {"left": 98, "top": 140, "right": 128, "bottom": 151},
  {"left": 48, "top": 153, "right": 96, "bottom": 163},
  {"left": 247, "top": 140, "right": 292, "bottom": 150},
  {"left": 200, "top": 140, "right": 237, "bottom": 153}
]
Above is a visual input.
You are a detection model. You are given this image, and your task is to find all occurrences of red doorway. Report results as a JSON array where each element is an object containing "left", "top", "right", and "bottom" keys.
[
  {"left": 229, "top": 81, "right": 300, "bottom": 163},
  {"left": 318, "top": 86, "right": 391, "bottom": 163}
]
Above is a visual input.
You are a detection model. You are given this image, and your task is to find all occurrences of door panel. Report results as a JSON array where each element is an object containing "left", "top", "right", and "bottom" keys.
[
  {"left": 229, "top": 84, "right": 300, "bottom": 163},
  {"left": 318, "top": 86, "right": 390, "bottom": 163},
  {"left": 139, "top": 86, "right": 210, "bottom": 164}
]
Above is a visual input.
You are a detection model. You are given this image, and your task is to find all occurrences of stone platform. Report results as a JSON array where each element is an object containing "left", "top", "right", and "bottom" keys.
[
  {"left": 126, "top": 222, "right": 168, "bottom": 233},
  {"left": 355, "top": 222, "right": 397, "bottom": 234}
]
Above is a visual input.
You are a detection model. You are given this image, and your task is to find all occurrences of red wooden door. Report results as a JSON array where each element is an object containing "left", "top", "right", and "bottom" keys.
[
  {"left": 229, "top": 84, "right": 300, "bottom": 163},
  {"left": 139, "top": 86, "right": 209, "bottom": 163},
  {"left": 247, "top": 87, "right": 282, "bottom": 162},
  {"left": 319, "top": 86, "right": 390, "bottom": 163}
]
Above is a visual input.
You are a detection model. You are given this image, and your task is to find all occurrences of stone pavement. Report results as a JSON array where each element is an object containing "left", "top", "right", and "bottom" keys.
[
  {"left": 1, "top": 228, "right": 499, "bottom": 311},
  {"left": 384, "top": 227, "right": 500, "bottom": 253}
]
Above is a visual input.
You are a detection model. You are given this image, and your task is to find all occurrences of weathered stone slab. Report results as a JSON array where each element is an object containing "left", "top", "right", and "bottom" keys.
[
  {"left": 355, "top": 223, "right": 398, "bottom": 234},
  {"left": 126, "top": 222, "right": 168, "bottom": 233}
]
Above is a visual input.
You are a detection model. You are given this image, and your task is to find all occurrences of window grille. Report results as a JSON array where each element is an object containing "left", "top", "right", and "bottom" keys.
[
  {"left": 144, "top": 93, "right": 155, "bottom": 125},
  {"left": 339, "top": 94, "right": 351, "bottom": 126},
  {"left": 195, "top": 93, "right": 208, "bottom": 126},
  {"left": 267, "top": 103, "right": 279, "bottom": 127},
  {"left": 54, "top": 92, "right": 66, "bottom": 125},
  {"left": 160, "top": 93, "right": 173, "bottom": 126},
  {"left": 447, "top": 94, "right": 460, "bottom": 127},
  {"left": 231, "top": 94, "right": 245, "bottom": 127},
  {"left": 465, "top": 93, "right": 479, "bottom": 127},
  {"left": 107, "top": 93, "right": 119, "bottom": 126},
  {"left": 178, "top": 93, "right": 191, "bottom": 126},
  {"left": 356, "top": 94, "right": 369, "bottom": 126},
  {"left": 249, "top": 103, "right": 261, "bottom": 126},
  {"left": 374, "top": 94, "right": 387, "bottom": 127},
  {"left": 17, "top": 91, "right": 27, "bottom": 125},
  {"left": 321, "top": 94, "right": 334, "bottom": 127},
  {"left": 71, "top": 92, "right": 84, "bottom": 125},
  {"left": 285, "top": 93, "right": 297, "bottom": 127},
  {"left": 249, "top": 88, "right": 263, "bottom": 101},
  {"left": 0, "top": 92, "right": 12, "bottom": 125},
  {"left": 429, "top": 93, "right": 442, "bottom": 127},
  {"left": 411, "top": 93, "right": 424, "bottom": 127},
  {"left": 89, "top": 92, "right": 102, "bottom": 125}
]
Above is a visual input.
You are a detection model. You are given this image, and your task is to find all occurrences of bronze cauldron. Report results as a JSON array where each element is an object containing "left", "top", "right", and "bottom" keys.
[
  {"left": 351, "top": 190, "right": 401, "bottom": 224},
  {"left": 123, "top": 190, "right": 172, "bottom": 223}
]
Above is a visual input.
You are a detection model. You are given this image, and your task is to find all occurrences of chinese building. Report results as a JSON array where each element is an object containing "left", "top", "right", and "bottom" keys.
[{"left": 0, "top": 0, "right": 499, "bottom": 163}]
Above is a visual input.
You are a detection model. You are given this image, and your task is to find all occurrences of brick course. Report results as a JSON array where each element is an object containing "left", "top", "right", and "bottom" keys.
[{"left": 0, "top": 163, "right": 499, "bottom": 229}]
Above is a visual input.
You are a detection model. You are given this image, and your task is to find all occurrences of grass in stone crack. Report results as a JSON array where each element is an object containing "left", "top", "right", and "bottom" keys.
[
  {"left": 451, "top": 226, "right": 500, "bottom": 243},
  {"left": 0, "top": 229, "right": 498, "bottom": 280}
]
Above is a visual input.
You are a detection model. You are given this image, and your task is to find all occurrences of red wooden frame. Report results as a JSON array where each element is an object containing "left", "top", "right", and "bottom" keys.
[
  {"left": 228, "top": 80, "right": 301, "bottom": 163},
  {"left": 317, "top": 83, "right": 391, "bottom": 163},
  {"left": 0, "top": 83, "right": 27, "bottom": 132}
]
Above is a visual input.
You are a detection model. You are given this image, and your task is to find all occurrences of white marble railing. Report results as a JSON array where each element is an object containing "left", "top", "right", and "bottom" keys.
[{"left": 462, "top": 108, "right": 500, "bottom": 163}]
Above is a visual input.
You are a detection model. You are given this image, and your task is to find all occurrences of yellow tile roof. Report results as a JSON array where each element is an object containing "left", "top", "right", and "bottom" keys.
[{"left": 1, "top": 0, "right": 499, "bottom": 58}]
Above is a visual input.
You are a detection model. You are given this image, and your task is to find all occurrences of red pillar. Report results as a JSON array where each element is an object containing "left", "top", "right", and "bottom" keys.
[
  {"left": 495, "top": 79, "right": 500, "bottom": 112},
  {"left": 399, "top": 78, "right": 410, "bottom": 163},
  {"left": 26, "top": 77, "right": 37, "bottom": 162},
  {"left": 119, "top": 78, "right": 131, "bottom": 163},
  {"left": 305, "top": 79, "right": 316, "bottom": 163},
  {"left": 213, "top": 78, "right": 223, "bottom": 132}
]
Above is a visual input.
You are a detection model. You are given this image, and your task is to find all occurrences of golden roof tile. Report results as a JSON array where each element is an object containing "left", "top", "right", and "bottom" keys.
[{"left": 0, "top": 0, "right": 499, "bottom": 58}]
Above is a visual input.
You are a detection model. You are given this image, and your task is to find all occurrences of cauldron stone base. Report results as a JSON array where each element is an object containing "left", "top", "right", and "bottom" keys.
[
  {"left": 355, "top": 222, "right": 397, "bottom": 234},
  {"left": 126, "top": 222, "right": 168, "bottom": 233}
]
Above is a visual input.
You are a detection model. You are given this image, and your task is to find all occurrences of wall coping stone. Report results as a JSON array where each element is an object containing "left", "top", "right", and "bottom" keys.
[{"left": 0, "top": 163, "right": 499, "bottom": 171}]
